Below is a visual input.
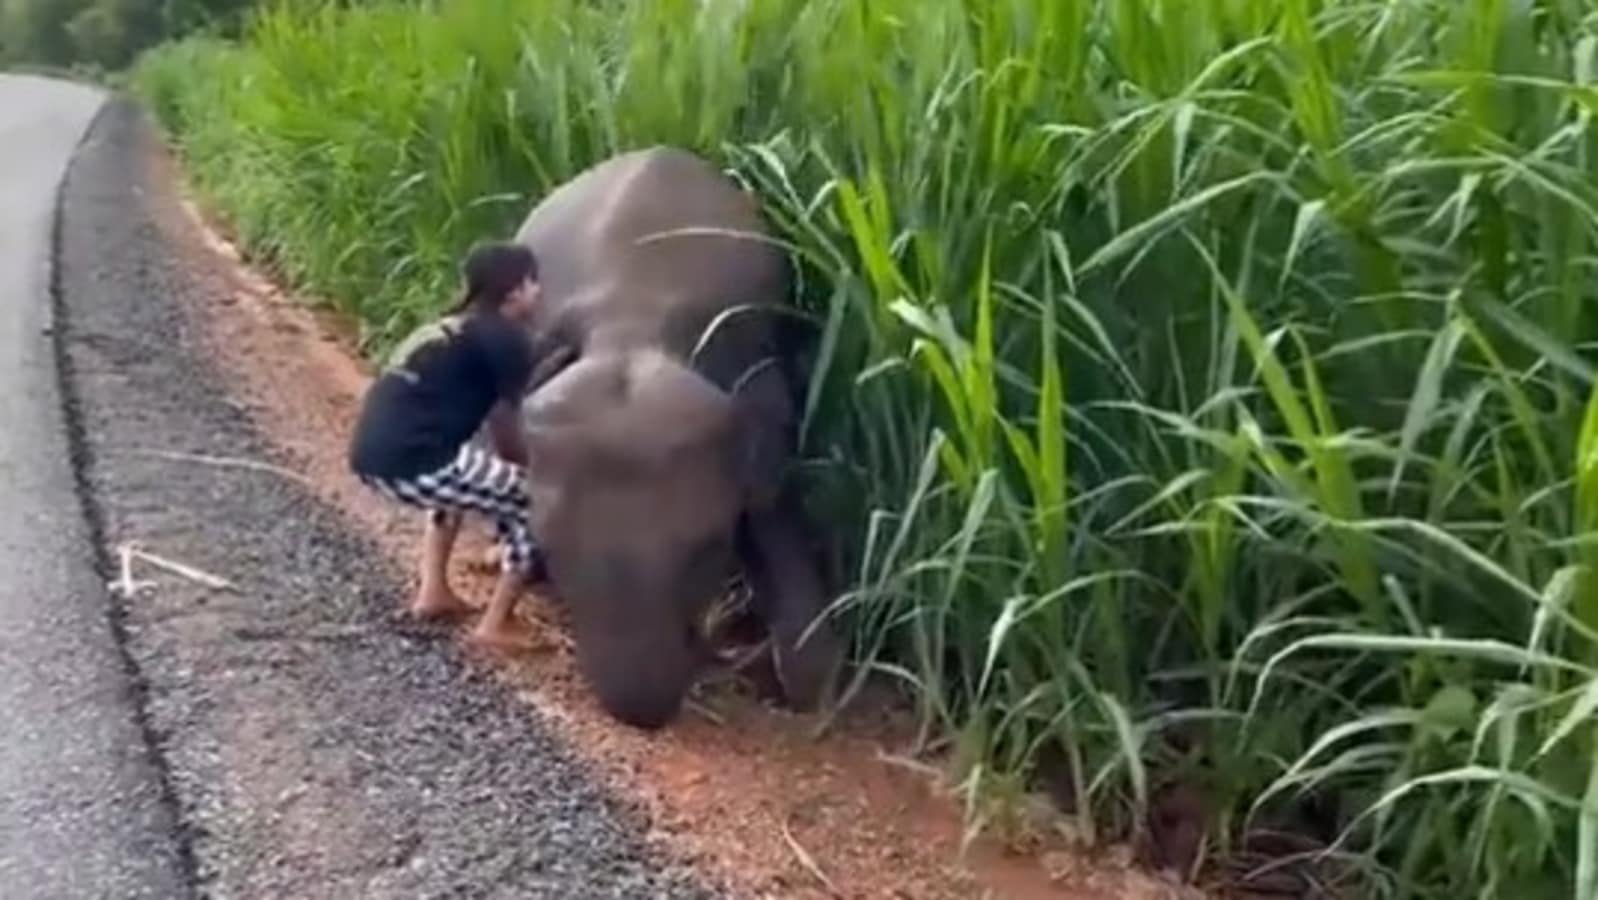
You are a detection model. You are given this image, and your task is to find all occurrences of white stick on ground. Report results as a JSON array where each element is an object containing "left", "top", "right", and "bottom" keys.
[
  {"left": 108, "top": 543, "right": 156, "bottom": 598},
  {"left": 110, "top": 541, "right": 237, "bottom": 594},
  {"left": 125, "top": 447, "right": 314, "bottom": 487}
]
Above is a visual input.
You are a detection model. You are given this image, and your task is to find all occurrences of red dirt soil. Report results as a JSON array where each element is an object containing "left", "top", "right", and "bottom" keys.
[{"left": 145, "top": 135, "right": 1204, "bottom": 900}]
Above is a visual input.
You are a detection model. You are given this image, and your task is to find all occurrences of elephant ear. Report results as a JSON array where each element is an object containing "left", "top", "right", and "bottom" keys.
[{"left": 730, "top": 358, "right": 793, "bottom": 510}]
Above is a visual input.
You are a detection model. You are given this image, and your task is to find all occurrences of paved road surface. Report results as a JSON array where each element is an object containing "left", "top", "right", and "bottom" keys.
[
  {"left": 4, "top": 76, "right": 721, "bottom": 898},
  {"left": 0, "top": 75, "right": 189, "bottom": 898}
]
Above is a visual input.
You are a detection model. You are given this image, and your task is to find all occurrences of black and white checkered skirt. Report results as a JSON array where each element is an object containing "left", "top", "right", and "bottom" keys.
[{"left": 360, "top": 443, "right": 544, "bottom": 579}]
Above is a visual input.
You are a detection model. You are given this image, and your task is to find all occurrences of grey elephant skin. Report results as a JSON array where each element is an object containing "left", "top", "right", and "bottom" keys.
[{"left": 509, "top": 147, "right": 843, "bottom": 730}]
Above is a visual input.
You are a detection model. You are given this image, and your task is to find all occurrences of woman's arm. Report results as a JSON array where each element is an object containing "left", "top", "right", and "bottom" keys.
[
  {"left": 493, "top": 344, "right": 575, "bottom": 466},
  {"left": 526, "top": 343, "right": 577, "bottom": 393},
  {"left": 482, "top": 319, "right": 577, "bottom": 467},
  {"left": 486, "top": 400, "right": 530, "bottom": 467}
]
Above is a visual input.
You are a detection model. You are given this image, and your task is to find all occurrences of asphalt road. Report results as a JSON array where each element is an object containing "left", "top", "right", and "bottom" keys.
[
  {"left": 0, "top": 76, "right": 190, "bottom": 898},
  {"left": 5, "top": 76, "right": 722, "bottom": 899}
]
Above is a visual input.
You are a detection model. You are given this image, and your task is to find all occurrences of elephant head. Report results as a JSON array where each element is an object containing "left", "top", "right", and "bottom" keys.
[{"left": 521, "top": 347, "right": 802, "bottom": 728}]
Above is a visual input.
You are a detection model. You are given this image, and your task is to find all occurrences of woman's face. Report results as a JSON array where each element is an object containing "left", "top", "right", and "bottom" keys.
[{"left": 502, "top": 275, "right": 540, "bottom": 323}]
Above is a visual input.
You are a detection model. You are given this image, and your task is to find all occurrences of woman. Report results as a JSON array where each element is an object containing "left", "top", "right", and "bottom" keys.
[{"left": 348, "top": 241, "right": 563, "bottom": 650}]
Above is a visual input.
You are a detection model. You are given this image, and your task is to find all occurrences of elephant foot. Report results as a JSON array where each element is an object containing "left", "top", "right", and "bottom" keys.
[
  {"left": 773, "top": 632, "right": 841, "bottom": 712},
  {"left": 739, "top": 506, "right": 845, "bottom": 713}
]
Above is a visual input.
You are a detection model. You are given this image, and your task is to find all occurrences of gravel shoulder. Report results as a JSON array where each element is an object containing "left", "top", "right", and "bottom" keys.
[{"left": 57, "top": 95, "right": 721, "bottom": 899}]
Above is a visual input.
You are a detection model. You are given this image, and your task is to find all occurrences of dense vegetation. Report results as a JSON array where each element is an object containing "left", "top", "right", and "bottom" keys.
[
  {"left": 133, "top": 0, "right": 1597, "bottom": 895},
  {"left": 0, "top": 0, "right": 253, "bottom": 73}
]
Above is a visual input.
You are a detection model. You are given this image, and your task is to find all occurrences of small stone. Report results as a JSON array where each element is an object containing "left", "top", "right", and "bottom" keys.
[{"left": 1042, "top": 850, "right": 1077, "bottom": 882}]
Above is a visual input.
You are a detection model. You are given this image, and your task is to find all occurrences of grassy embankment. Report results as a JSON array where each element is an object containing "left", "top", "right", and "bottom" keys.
[{"left": 134, "top": 1, "right": 1598, "bottom": 895}]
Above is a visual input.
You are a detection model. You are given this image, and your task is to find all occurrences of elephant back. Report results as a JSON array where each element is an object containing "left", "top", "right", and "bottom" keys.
[{"left": 513, "top": 147, "right": 791, "bottom": 391}]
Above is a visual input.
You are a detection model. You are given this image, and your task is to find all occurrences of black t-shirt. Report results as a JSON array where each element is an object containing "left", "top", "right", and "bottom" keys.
[{"left": 348, "top": 312, "right": 535, "bottom": 479}]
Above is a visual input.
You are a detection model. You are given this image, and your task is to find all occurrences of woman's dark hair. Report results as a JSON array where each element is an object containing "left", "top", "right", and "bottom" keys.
[{"left": 453, "top": 241, "right": 538, "bottom": 313}]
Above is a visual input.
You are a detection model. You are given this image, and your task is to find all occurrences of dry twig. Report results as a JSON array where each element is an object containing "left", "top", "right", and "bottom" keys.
[
  {"left": 874, "top": 748, "right": 944, "bottom": 780},
  {"left": 778, "top": 815, "right": 842, "bottom": 897},
  {"left": 107, "top": 541, "right": 238, "bottom": 597},
  {"left": 108, "top": 543, "right": 156, "bottom": 598},
  {"left": 126, "top": 543, "right": 236, "bottom": 590},
  {"left": 125, "top": 447, "right": 313, "bottom": 486},
  {"left": 684, "top": 697, "right": 728, "bottom": 726}
]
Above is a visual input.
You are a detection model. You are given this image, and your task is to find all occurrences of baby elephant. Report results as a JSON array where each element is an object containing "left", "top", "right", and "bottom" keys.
[{"left": 511, "top": 147, "right": 843, "bottom": 729}]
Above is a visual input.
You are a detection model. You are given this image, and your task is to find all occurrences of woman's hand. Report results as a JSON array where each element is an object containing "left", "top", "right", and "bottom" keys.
[
  {"left": 527, "top": 343, "right": 577, "bottom": 394},
  {"left": 486, "top": 400, "right": 530, "bottom": 467}
]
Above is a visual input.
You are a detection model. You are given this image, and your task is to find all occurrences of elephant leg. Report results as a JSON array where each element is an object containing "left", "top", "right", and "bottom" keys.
[{"left": 737, "top": 498, "right": 843, "bottom": 711}]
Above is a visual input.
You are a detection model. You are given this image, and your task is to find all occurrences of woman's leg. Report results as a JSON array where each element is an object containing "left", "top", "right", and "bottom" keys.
[
  {"left": 414, "top": 510, "right": 472, "bottom": 619},
  {"left": 422, "top": 445, "right": 546, "bottom": 650},
  {"left": 360, "top": 476, "right": 473, "bottom": 620},
  {"left": 469, "top": 516, "right": 544, "bottom": 649},
  {"left": 472, "top": 569, "right": 535, "bottom": 649}
]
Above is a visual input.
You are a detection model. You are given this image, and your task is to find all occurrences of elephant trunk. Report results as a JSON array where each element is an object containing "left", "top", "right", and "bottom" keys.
[{"left": 562, "top": 565, "right": 708, "bottom": 730}]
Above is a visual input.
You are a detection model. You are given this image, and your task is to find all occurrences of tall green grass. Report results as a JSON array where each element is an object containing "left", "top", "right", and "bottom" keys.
[{"left": 135, "top": 0, "right": 1598, "bottom": 894}]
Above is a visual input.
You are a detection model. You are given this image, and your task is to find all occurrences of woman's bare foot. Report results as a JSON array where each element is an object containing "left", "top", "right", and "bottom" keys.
[
  {"left": 467, "top": 566, "right": 547, "bottom": 652},
  {"left": 466, "top": 615, "right": 548, "bottom": 653},
  {"left": 409, "top": 586, "right": 473, "bottom": 621},
  {"left": 410, "top": 511, "right": 470, "bottom": 619}
]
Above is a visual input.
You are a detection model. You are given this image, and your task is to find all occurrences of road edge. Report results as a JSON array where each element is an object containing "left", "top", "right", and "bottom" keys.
[{"left": 48, "top": 93, "right": 202, "bottom": 895}]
